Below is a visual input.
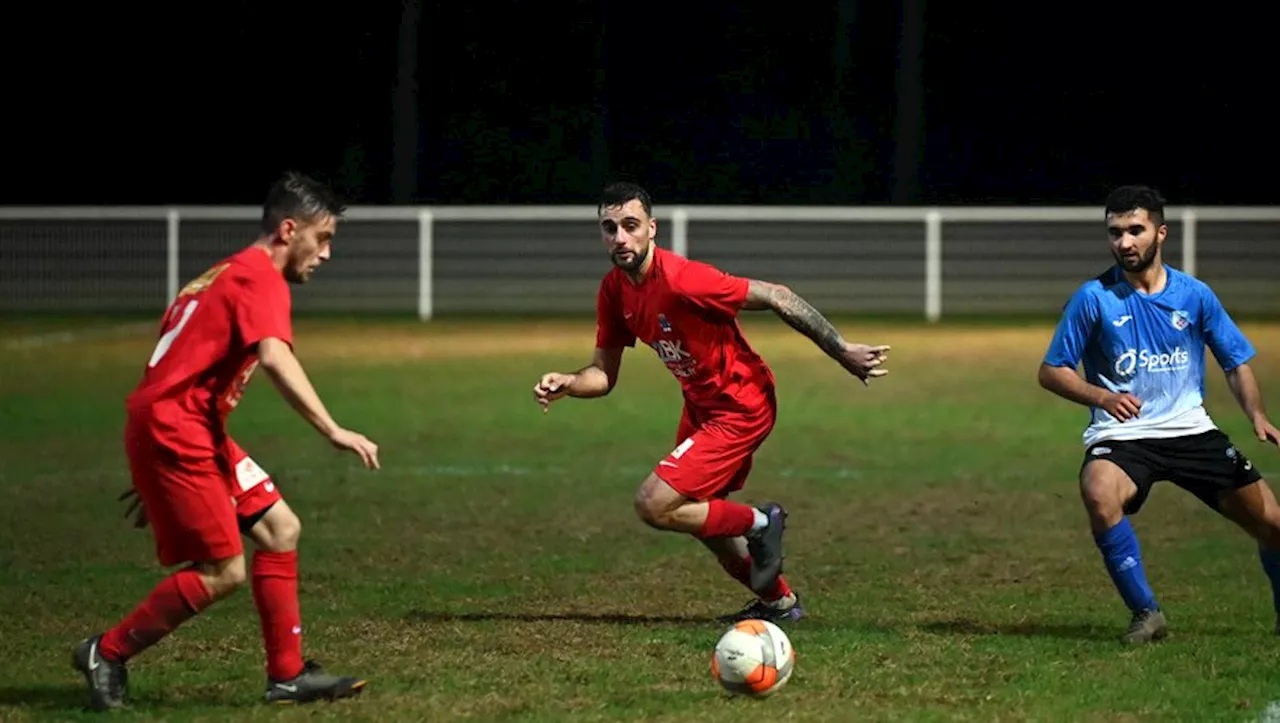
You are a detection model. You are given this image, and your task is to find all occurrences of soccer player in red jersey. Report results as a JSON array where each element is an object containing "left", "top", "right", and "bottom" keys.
[
  {"left": 72, "top": 172, "right": 381, "bottom": 710},
  {"left": 533, "top": 182, "right": 890, "bottom": 623}
]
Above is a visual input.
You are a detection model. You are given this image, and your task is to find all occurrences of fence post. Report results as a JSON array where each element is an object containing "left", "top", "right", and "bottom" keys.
[
  {"left": 925, "top": 209, "right": 942, "bottom": 322},
  {"left": 166, "top": 208, "right": 180, "bottom": 305},
  {"left": 671, "top": 206, "right": 689, "bottom": 257},
  {"left": 1181, "top": 207, "right": 1197, "bottom": 277},
  {"left": 418, "top": 208, "right": 434, "bottom": 320}
]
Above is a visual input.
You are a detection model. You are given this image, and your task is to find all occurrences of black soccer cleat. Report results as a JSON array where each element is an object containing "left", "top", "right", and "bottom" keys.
[
  {"left": 717, "top": 593, "right": 806, "bottom": 625},
  {"left": 71, "top": 634, "right": 128, "bottom": 711},
  {"left": 746, "top": 502, "right": 788, "bottom": 596},
  {"left": 265, "top": 660, "right": 367, "bottom": 704}
]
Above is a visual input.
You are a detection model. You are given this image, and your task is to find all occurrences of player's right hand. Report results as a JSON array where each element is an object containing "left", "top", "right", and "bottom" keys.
[
  {"left": 1101, "top": 392, "right": 1143, "bottom": 422},
  {"left": 837, "top": 343, "right": 891, "bottom": 386},
  {"left": 328, "top": 428, "right": 380, "bottom": 470},
  {"left": 534, "top": 373, "right": 575, "bottom": 413},
  {"left": 117, "top": 487, "right": 149, "bottom": 529}
]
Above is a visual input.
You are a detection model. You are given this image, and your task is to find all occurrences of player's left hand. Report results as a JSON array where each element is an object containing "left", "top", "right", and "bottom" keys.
[
  {"left": 1255, "top": 416, "right": 1280, "bottom": 447},
  {"left": 534, "top": 372, "right": 575, "bottom": 413},
  {"left": 328, "top": 428, "right": 381, "bottom": 470},
  {"left": 117, "top": 487, "right": 149, "bottom": 529},
  {"left": 837, "top": 343, "right": 891, "bottom": 386}
]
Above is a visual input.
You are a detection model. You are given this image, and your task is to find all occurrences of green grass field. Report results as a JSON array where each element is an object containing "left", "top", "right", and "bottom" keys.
[{"left": 2, "top": 316, "right": 1279, "bottom": 722}]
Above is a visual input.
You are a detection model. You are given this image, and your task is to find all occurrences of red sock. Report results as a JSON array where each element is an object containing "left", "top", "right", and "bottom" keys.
[
  {"left": 718, "top": 554, "right": 794, "bottom": 602},
  {"left": 698, "top": 499, "right": 757, "bottom": 538},
  {"left": 99, "top": 567, "right": 213, "bottom": 661},
  {"left": 252, "top": 550, "right": 304, "bottom": 681}
]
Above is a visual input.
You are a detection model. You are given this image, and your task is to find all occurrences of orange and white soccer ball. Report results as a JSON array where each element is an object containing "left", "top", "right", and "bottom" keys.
[{"left": 711, "top": 619, "right": 795, "bottom": 697}]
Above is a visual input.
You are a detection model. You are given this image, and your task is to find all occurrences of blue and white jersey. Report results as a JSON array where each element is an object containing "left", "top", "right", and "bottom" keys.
[{"left": 1043, "top": 265, "right": 1256, "bottom": 447}]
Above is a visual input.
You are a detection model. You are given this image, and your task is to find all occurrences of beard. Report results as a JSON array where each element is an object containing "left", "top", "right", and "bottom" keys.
[
  {"left": 1113, "top": 242, "right": 1158, "bottom": 273},
  {"left": 611, "top": 243, "right": 650, "bottom": 272},
  {"left": 283, "top": 250, "right": 316, "bottom": 284}
]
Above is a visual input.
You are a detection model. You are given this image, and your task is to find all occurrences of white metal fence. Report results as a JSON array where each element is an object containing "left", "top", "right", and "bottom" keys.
[{"left": 1, "top": 206, "right": 1277, "bottom": 318}]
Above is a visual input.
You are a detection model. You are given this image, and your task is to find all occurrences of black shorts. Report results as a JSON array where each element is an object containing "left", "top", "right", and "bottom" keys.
[
  {"left": 1082, "top": 429, "right": 1263, "bottom": 514},
  {"left": 237, "top": 500, "right": 277, "bottom": 535}
]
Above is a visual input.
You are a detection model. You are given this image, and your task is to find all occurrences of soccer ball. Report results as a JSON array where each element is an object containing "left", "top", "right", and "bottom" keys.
[{"left": 711, "top": 619, "right": 795, "bottom": 697}]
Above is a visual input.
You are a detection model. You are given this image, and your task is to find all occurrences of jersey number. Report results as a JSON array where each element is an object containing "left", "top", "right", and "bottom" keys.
[{"left": 148, "top": 300, "right": 199, "bottom": 368}]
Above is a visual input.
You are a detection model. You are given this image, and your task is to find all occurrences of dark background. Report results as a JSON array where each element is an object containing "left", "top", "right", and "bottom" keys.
[{"left": 8, "top": 2, "right": 1275, "bottom": 206}]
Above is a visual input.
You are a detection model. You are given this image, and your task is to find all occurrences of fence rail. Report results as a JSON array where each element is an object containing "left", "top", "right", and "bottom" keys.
[{"left": 2, "top": 206, "right": 1277, "bottom": 318}]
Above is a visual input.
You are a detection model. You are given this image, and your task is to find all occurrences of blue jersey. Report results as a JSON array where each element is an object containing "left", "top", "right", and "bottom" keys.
[{"left": 1043, "top": 265, "right": 1255, "bottom": 447}]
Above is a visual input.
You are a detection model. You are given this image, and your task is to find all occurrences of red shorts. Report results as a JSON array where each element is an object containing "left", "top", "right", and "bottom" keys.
[
  {"left": 125, "top": 418, "right": 282, "bottom": 567},
  {"left": 652, "top": 394, "right": 777, "bottom": 501}
]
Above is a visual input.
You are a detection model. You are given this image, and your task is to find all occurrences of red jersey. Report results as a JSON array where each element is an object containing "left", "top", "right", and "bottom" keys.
[
  {"left": 126, "top": 246, "right": 292, "bottom": 460},
  {"left": 595, "top": 246, "right": 775, "bottom": 412}
]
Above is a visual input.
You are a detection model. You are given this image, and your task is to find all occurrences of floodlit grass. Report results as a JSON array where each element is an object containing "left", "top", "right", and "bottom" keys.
[{"left": 2, "top": 317, "right": 1279, "bottom": 721}]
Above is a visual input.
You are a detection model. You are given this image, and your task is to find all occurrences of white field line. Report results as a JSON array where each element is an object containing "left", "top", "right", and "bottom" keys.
[{"left": 2, "top": 322, "right": 154, "bottom": 352}]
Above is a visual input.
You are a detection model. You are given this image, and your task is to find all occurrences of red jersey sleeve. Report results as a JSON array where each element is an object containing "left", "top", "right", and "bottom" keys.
[
  {"left": 233, "top": 272, "right": 293, "bottom": 350},
  {"left": 672, "top": 260, "right": 749, "bottom": 320},
  {"left": 595, "top": 274, "right": 636, "bottom": 349}
]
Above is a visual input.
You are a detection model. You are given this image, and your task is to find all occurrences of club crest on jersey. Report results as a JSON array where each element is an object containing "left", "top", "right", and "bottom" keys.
[
  {"left": 1170, "top": 309, "right": 1190, "bottom": 331},
  {"left": 658, "top": 314, "right": 673, "bottom": 333}
]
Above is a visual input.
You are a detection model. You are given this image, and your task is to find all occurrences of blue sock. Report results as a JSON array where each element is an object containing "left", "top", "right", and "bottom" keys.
[
  {"left": 1094, "top": 517, "right": 1158, "bottom": 613},
  {"left": 1259, "top": 548, "right": 1280, "bottom": 616}
]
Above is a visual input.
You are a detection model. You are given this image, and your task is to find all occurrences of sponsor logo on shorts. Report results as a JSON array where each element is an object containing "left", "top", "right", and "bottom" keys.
[
  {"left": 235, "top": 456, "right": 271, "bottom": 492},
  {"left": 670, "top": 437, "right": 695, "bottom": 460}
]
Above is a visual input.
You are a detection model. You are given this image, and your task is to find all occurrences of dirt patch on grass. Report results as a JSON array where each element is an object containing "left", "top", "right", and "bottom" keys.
[
  {"left": 296, "top": 320, "right": 1280, "bottom": 366},
  {"left": 300, "top": 322, "right": 594, "bottom": 362},
  {"left": 14, "top": 319, "right": 1280, "bottom": 369}
]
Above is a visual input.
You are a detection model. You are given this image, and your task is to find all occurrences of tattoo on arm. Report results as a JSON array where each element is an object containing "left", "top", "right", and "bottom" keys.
[{"left": 750, "top": 280, "right": 845, "bottom": 357}]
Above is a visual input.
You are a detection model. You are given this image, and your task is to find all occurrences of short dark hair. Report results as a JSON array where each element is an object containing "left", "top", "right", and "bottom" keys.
[
  {"left": 598, "top": 181, "right": 653, "bottom": 217},
  {"left": 1104, "top": 185, "right": 1166, "bottom": 226},
  {"left": 261, "top": 171, "right": 346, "bottom": 233}
]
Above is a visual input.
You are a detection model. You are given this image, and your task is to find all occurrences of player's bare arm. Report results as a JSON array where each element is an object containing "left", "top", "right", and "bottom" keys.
[
  {"left": 534, "top": 346, "right": 624, "bottom": 413},
  {"left": 257, "top": 337, "right": 380, "bottom": 469},
  {"left": 1224, "top": 363, "right": 1280, "bottom": 445},
  {"left": 742, "top": 279, "right": 889, "bottom": 384},
  {"left": 1038, "top": 363, "right": 1143, "bottom": 422}
]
